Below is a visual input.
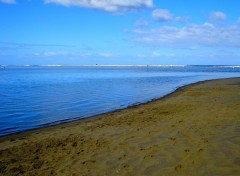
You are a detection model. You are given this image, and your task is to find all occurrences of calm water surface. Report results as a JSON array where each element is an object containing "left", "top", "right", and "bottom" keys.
[{"left": 0, "top": 65, "right": 239, "bottom": 136}]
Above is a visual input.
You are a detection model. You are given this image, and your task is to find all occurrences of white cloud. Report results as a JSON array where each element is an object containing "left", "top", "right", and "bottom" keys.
[
  {"left": 98, "top": 52, "right": 113, "bottom": 57},
  {"left": 0, "top": 0, "right": 15, "bottom": 4},
  {"left": 44, "top": 0, "right": 153, "bottom": 13},
  {"left": 131, "top": 23, "right": 240, "bottom": 48},
  {"left": 237, "top": 17, "right": 240, "bottom": 24},
  {"left": 152, "top": 9, "right": 173, "bottom": 22},
  {"left": 43, "top": 51, "right": 69, "bottom": 57},
  {"left": 134, "top": 19, "right": 149, "bottom": 27},
  {"left": 152, "top": 9, "right": 189, "bottom": 23},
  {"left": 34, "top": 51, "right": 114, "bottom": 58},
  {"left": 209, "top": 11, "right": 227, "bottom": 22},
  {"left": 175, "top": 16, "right": 190, "bottom": 23},
  {"left": 152, "top": 51, "right": 161, "bottom": 57},
  {"left": 136, "top": 54, "right": 146, "bottom": 58}
]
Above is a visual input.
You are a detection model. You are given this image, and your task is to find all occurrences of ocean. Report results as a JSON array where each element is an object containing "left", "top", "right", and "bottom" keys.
[{"left": 0, "top": 65, "right": 239, "bottom": 136}]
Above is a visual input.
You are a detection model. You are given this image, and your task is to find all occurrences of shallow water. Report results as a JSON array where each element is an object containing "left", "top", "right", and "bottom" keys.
[{"left": 0, "top": 65, "right": 239, "bottom": 136}]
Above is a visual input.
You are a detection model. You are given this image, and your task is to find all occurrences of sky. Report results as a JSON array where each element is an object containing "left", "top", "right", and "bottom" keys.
[{"left": 0, "top": 0, "right": 240, "bottom": 65}]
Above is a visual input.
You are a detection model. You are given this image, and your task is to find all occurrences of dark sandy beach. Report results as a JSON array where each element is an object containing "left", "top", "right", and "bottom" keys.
[{"left": 0, "top": 78, "right": 240, "bottom": 176}]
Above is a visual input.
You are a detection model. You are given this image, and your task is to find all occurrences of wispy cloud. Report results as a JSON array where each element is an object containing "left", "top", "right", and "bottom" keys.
[
  {"left": 0, "top": 42, "right": 75, "bottom": 49},
  {"left": 0, "top": 42, "right": 76, "bottom": 59},
  {"left": 209, "top": 11, "right": 227, "bottom": 23},
  {"left": 43, "top": 51, "right": 69, "bottom": 57},
  {"left": 1, "top": 0, "right": 153, "bottom": 13},
  {"left": 44, "top": 0, "right": 153, "bottom": 13},
  {"left": 0, "top": 41, "right": 117, "bottom": 60},
  {"left": 0, "top": 0, "right": 15, "bottom": 4},
  {"left": 131, "top": 23, "right": 240, "bottom": 48},
  {"left": 136, "top": 51, "right": 176, "bottom": 58},
  {"left": 152, "top": 9, "right": 173, "bottom": 22},
  {"left": 98, "top": 52, "right": 113, "bottom": 57},
  {"left": 237, "top": 17, "right": 240, "bottom": 24},
  {"left": 152, "top": 51, "right": 161, "bottom": 57},
  {"left": 32, "top": 50, "right": 115, "bottom": 58},
  {"left": 152, "top": 9, "right": 189, "bottom": 23},
  {"left": 134, "top": 19, "right": 149, "bottom": 27}
]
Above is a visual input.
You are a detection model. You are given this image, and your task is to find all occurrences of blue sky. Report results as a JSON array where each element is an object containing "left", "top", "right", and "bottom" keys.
[{"left": 0, "top": 0, "right": 240, "bottom": 65}]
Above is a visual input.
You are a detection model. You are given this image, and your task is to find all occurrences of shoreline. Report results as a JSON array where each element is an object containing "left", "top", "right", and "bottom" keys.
[
  {"left": 0, "top": 77, "right": 237, "bottom": 139},
  {"left": 0, "top": 77, "right": 240, "bottom": 175}
]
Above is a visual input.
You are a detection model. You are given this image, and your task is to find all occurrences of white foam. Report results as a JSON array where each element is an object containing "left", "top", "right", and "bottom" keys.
[
  {"left": 40, "top": 65, "right": 63, "bottom": 67},
  {"left": 213, "top": 65, "right": 240, "bottom": 68},
  {"left": 65, "top": 64, "right": 187, "bottom": 67}
]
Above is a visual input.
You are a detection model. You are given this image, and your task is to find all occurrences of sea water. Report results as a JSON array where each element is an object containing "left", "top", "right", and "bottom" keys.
[{"left": 0, "top": 65, "right": 239, "bottom": 136}]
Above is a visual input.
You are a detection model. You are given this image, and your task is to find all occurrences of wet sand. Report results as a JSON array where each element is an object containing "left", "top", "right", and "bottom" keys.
[{"left": 0, "top": 78, "right": 240, "bottom": 176}]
